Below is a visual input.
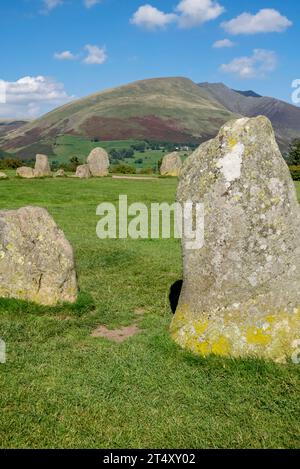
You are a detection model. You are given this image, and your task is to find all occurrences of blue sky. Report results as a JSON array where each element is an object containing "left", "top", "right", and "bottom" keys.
[{"left": 0, "top": 0, "right": 299, "bottom": 118}]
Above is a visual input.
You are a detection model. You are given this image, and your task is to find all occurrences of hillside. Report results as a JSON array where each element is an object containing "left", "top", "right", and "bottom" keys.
[
  {"left": 1, "top": 77, "right": 299, "bottom": 159},
  {"left": 199, "top": 82, "right": 300, "bottom": 150},
  {"left": 0, "top": 119, "right": 27, "bottom": 138},
  {"left": 0, "top": 77, "right": 237, "bottom": 158}
]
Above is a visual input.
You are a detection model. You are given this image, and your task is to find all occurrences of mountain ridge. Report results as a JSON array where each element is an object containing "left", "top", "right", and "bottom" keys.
[
  {"left": 198, "top": 82, "right": 300, "bottom": 150},
  {"left": 1, "top": 77, "right": 299, "bottom": 158}
]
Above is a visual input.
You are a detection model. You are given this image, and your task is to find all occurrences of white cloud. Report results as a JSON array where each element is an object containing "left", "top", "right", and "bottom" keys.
[
  {"left": 0, "top": 76, "right": 74, "bottom": 119},
  {"left": 83, "top": 45, "right": 107, "bottom": 64},
  {"left": 54, "top": 50, "right": 78, "bottom": 61},
  {"left": 130, "top": 5, "right": 176, "bottom": 30},
  {"left": 220, "top": 49, "right": 278, "bottom": 79},
  {"left": 222, "top": 9, "right": 292, "bottom": 35},
  {"left": 213, "top": 38, "right": 235, "bottom": 48},
  {"left": 130, "top": 0, "right": 224, "bottom": 30},
  {"left": 84, "top": 0, "right": 101, "bottom": 8},
  {"left": 43, "top": 0, "right": 63, "bottom": 12},
  {"left": 176, "top": 0, "right": 224, "bottom": 28}
]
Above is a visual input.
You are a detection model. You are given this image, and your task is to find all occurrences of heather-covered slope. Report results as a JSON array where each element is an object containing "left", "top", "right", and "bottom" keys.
[
  {"left": 0, "top": 77, "right": 238, "bottom": 157},
  {"left": 2, "top": 77, "right": 299, "bottom": 157}
]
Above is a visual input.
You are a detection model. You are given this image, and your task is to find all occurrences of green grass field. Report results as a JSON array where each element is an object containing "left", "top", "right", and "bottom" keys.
[
  {"left": 49, "top": 135, "right": 167, "bottom": 170},
  {"left": 49, "top": 135, "right": 189, "bottom": 170},
  {"left": 0, "top": 175, "right": 299, "bottom": 449},
  {"left": 52, "top": 136, "right": 142, "bottom": 162}
]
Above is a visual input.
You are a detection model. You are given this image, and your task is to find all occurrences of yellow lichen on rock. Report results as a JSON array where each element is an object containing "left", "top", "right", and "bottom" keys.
[{"left": 171, "top": 306, "right": 300, "bottom": 363}]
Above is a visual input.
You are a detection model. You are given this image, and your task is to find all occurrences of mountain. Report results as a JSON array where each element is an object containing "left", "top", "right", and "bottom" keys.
[
  {"left": 1, "top": 77, "right": 299, "bottom": 158},
  {"left": 0, "top": 119, "right": 27, "bottom": 138},
  {"left": 234, "top": 90, "right": 262, "bottom": 98},
  {"left": 199, "top": 82, "right": 300, "bottom": 151},
  {"left": 0, "top": 77, "right": 238, "bottom": 158}
]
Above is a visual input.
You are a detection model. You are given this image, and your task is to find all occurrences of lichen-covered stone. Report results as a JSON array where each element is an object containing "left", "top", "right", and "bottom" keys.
[
  {"left": 75, "top": 164, "right": 91, "bottom": 179},
  {"left": 171, "top": 116, "right": 300, "bottom": 363},
  {"left": 160, "top": 152, "right": 182, "bottom": 177},
  {"left": 87, "top": 147, "right": 109, "bottom": 177},
  {"left": 54, "top": 169, "right": 66, "bottom": 178},
  {"left": 0, "top": 206, "right": 78, "bottom": 305},
  {"left": 16, "top": 167, "right": 35, "bottom": 179},
  {"left": 34, "top": 154, "right": 52, "bottom": 177},
  {"left": 0, "top": 172, "right": 8, "bottom": 179}
]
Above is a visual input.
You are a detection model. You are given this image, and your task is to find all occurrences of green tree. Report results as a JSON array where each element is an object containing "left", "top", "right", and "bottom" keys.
[
  {"left": 286, "top": 139, "right": 300, "bottom": 165},
  {"left": 0, "top": 157, "right": 23, "bottom": 169},
  {"left": 70, "top": 156, "right": 80, "bottom": 171}
]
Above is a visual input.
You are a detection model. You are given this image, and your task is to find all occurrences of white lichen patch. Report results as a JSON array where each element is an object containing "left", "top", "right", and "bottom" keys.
[{"left": 216, "top": 142, "right": 244, "bottom": 183}]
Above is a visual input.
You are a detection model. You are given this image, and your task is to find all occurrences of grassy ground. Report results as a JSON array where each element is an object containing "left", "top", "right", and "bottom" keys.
[{"left": 0, "top": 176, "right": 299, "bottom": 449}]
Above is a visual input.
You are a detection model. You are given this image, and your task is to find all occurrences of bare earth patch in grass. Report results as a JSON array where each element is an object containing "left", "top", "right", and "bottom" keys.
[{"left": 91, "top": 324, "right": 141, "bottom": 342}]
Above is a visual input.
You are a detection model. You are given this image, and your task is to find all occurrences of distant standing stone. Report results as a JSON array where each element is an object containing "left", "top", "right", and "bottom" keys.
[
  {"left": 0, "top": 172, "right": 8, "bottom": 179},
  {"left": 160, "top": 152, "right": 182, "bottom": 176},
  {"left": 171, "top": 116, "right": 300, "bottom": 363},
  {"left": 75, "top": 164, "right": 91, "bottom": 179},
  {"left": 54, "top": 169, "right": 66, "bottom": 178},
  {"left": 0, "top": 206, "right": 78, "bottom": 305},
  {"left": 34, "top": 154, "right": 52, "bottom": 178},
  {"left": 87, "top": 147, "right": 110, "bottom": 177},
  {"left": 16, "top": 167, "right": 35, "bottom": 179}
]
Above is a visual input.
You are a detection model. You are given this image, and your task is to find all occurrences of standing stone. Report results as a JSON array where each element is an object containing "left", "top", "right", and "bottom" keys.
[
  {"left": 87, "top": 147, "right": 110, "bottom": 177},
  {"left": 16, "top": 167, "right": 35, "bottom": 179},
  {"left": 0, "top": 206, "right": 78, "bottom": 306},
  {"left": 34, "top": 154, "right": 52, "bottom": 177},
  {"left": 54, "top": 169, "right": 66, "bottom": 178},
  {"left": 171, "top": 116, "right": 300, "bottom": 363},
  {"left": 0, "top": 172, "right": 8, "bottom": 179},
  {"left": 160, "top": 152, "right": 182, "bottom": 176},
  {"left": 75, "top": 164, "right": 91, "bottom": 179}
]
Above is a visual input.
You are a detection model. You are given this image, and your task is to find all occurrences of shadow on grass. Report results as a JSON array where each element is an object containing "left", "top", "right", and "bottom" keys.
[{"left": 0, "top": 291, "right": 95, "bottom": 317}]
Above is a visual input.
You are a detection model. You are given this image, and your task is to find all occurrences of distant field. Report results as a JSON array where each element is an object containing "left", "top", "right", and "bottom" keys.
[
  {"left": 52, "top": 135, "right": 142, "bottom": 163},
  {"left": 49, "top": 134, "right": 189, "bottom": 170},
  {"left": 0, "top": 176, "right": 299, "bottom": 449}
]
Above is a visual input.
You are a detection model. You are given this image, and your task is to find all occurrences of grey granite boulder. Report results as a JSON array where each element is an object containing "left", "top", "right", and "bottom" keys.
[
  {"left": 171, "top": 116, "right": 300, "bottom": 363},
  {"left": 34, "top": 154, "right": 52, "bottom": 177},
  {"left": 0, "top": 206, "right": 78, "bottom": 305},
  {"left": 87, "top": 148, "right": 110, "bottom": 177},
  {"left": 75, "top": 164, "right": 91, "bottom": 179},
  {"left": 16, "top": 167, "right": 35, "bottom": 179},
  {"left": 160, "top": 152, "right": 182, "bottom": 176},
  {"left": 54, "top": 169, "right": 66, "bottom": 178}
]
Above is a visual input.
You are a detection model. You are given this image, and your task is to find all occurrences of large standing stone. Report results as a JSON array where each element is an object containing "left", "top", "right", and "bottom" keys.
[
  {"left": 34, "top": 154, "right": 52, "bottom": 177},
  {"left": 160, "top": 152, "right": 182, "bottom": 176},
  {"left": 87, "top": 148, "right": 110, "bottom": 177},
  {"left": 171, "top": 116, "right": 300, "bottom": 363},
  {"left": 16, "top": 167, "right": 35, "bottom": 179},
  {"left": 0, "top": 206, "right": 78, "bottom": 306},
  {"left": 75, "top": 164, "right": 91, "bottom": 179}
]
